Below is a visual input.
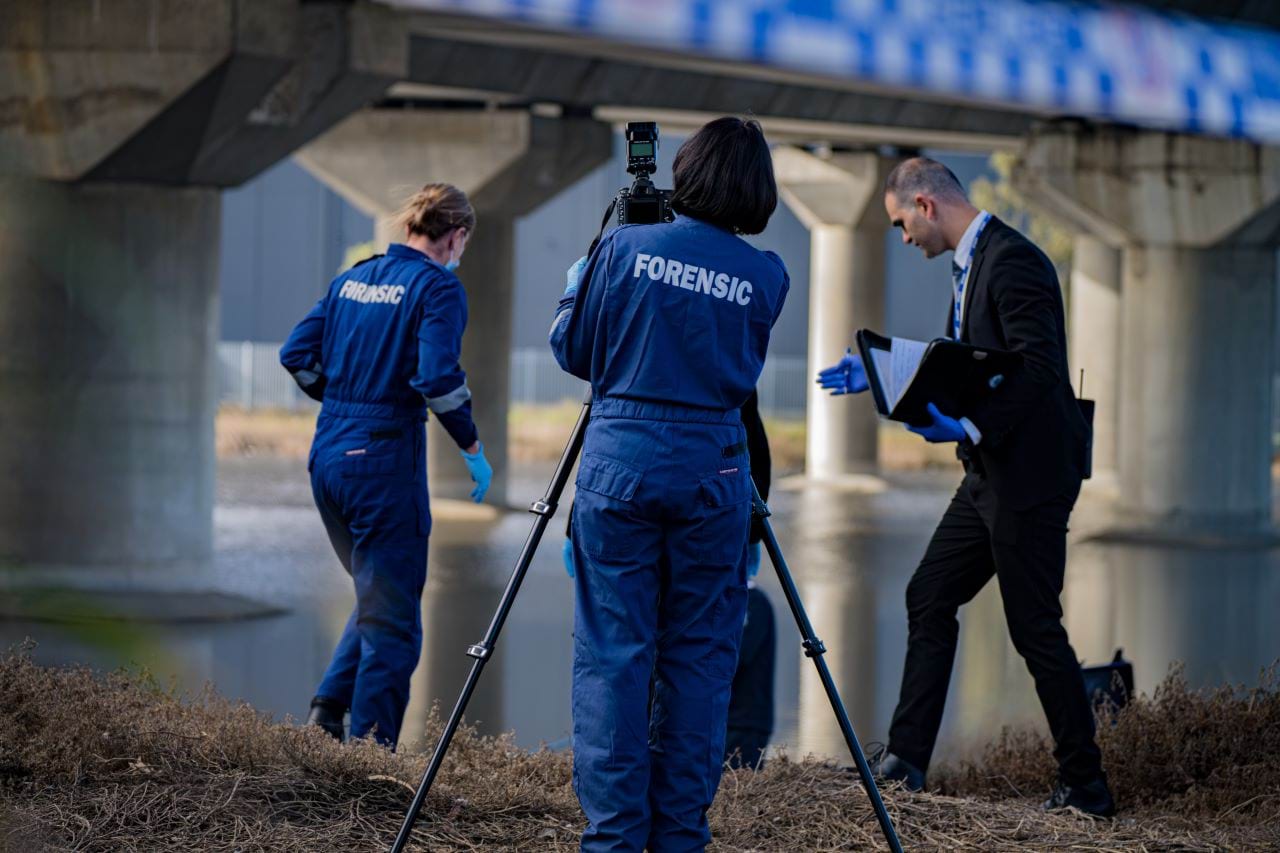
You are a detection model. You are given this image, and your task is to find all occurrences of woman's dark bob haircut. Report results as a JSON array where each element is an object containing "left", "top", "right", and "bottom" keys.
[{"left": 670, "top": 117, "right": 777, "bottom": 235}]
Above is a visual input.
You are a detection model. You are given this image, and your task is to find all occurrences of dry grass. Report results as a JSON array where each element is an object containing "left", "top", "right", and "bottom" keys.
[
  {"left": 218, "top": 404, "right": 959, "bottom": 475},
  {"left": 933, "top": 663, "right": 1280, "bottom": 845},
  {"left": 2, "top": 649, "right": 1277, "bottom": 851},
  {"left": 877, "top": 426, "right": 962, "bottom": 472},
  {"left": 505, "top": 402, "right": 589, "bottom": 465},
  {"left": 506, "top": 406, "right": 960, "bottom": 474},
  {"left": 216, "top": 407, "right": 316, "bottom": 460},
  {"left": 504, "top": 402, "right": 820, "bottom": 471}
]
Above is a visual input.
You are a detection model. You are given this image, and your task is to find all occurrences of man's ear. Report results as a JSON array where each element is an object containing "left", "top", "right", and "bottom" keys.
[{"left": 915, "top": 193, "right": 936, "bottom": 220}]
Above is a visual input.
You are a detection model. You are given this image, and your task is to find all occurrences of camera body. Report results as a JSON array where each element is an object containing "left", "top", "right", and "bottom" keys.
[{"left": 614, "top": 122, "right": 674, "bottom": 227}]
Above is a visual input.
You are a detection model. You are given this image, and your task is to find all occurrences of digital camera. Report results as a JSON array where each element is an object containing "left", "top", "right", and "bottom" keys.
[{"left": 613, "top": 122, "right": 674, "bottom": 226}]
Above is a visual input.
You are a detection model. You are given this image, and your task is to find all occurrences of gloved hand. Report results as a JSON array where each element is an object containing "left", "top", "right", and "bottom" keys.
[
  {"left": 562, "top": 537, "right": 576, "bottom": 579},
  {"left": 563, "top": 255, "right": 589, "bottom": 297},
  {"left": 745, "top": 541, "right": 762, "bottom": 579},
  {"left": 460, "top": 442, "right": 493, "bottom": 502},
  {"left": 907, "top": 403, "right": 967, "bottom": 444},
  {"left": 816, "top": 348, "right": 869, "bottom": 395}
]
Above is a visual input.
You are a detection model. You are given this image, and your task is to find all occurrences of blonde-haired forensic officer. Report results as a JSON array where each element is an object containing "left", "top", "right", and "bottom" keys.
[{"left": 281, "top": 183, "right": 492, "bottom": 747}]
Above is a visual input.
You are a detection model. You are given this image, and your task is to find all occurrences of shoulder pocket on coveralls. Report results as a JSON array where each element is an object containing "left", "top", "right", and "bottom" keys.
[
  {"left": 698, "top": 466, "right": 751, "bottom": 507},
  {"left": 575, "top": 453, "right": 643, "bottom": 502}
]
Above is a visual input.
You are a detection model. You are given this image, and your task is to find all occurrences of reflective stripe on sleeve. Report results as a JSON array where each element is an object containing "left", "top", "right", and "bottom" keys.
[
  {"left": 549, "top": 307, "right": 571, "bottom": 336},
  {"left": 425, "top": 382, "right": 472, "bottom": 414},
  {"left": 292, "top": 362, "right": 323, "bottom": 388}
]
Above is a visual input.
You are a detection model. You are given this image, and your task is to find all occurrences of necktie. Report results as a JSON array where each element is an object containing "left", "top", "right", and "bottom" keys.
[{"left": 951, "top": 260, "right": 964, "bottom": 340}]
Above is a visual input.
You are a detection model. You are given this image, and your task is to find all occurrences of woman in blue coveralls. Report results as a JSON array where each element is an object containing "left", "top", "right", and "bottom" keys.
[
  {"left": 280, "top": 183, "right": 494, "bottom": 749},
  {"left": 550, "top": 118, "right": 790, "bottom": 852}
]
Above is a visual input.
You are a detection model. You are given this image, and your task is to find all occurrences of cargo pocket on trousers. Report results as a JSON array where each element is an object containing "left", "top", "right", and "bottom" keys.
[
  {"left": 697, "top": 465, "right": 751, "bottom": 509},
  {"left": 690, "top": 466, "right": 752, "bottom": 566},
  {"left": 575, "top": 453, "right": 644, "bottom": 503},
  {"left": 574, "top": 453, "right": 645, "bottom": 558}
]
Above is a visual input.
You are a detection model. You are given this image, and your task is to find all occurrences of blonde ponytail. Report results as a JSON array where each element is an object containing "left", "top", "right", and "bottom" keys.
[{"left": 388, "top": 183, "right": 476, "bottom": 241}]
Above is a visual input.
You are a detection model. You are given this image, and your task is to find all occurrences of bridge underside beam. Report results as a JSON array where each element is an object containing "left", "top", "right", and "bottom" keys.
[
  {"left": 401, "top": 29, "right": 1034, "bottom": 151},
  {"left": 3, "top": 0, "right": 404, "bottom": 188}
]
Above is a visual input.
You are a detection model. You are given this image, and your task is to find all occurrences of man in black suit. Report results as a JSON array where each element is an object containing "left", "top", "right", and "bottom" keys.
[{"left": 817, "top": 157, "right": 1113, "bottom": 816}]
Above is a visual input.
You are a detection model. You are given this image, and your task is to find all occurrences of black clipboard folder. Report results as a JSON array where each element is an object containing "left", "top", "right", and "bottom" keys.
[{"left": 855, "top": 330, "right": 1022, "bottom": 428}]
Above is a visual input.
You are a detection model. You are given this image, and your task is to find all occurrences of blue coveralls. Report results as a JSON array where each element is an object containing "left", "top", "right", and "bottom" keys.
[
  {"left": 280, "top": 243, "right": 479, "bottom": 747},
  {"left": 550, "top": 216, "right": 789, "bottom": 851}
]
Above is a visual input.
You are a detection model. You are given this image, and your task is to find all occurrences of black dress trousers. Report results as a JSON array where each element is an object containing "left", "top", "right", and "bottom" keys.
[{"left": 886, "top": 473, "right": 1103, "bottom": 784}]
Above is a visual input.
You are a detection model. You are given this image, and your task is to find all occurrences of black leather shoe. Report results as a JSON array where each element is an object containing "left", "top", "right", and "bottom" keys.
[
  {"left": 1043, "top": 776, "right": 1116, "bottom": 817},
  {"left": 868, "top": 747, "right": 926, "bottom": 793},
  {"left": 306, "top": 697, "right": 346, "bottom": 742}
]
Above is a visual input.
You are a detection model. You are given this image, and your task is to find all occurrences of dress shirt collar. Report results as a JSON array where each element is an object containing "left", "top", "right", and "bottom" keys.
[{"left": 953, "top": 210, "right": 991, "bottom": 272}]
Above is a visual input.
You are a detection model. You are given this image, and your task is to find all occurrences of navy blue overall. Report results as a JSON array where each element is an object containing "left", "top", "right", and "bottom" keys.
[
  {"left": 550, "top": 216, "right": 789, "bottom": 851},
  {"left": 280, "top": 243, "right": 478, "bottom": 747}
]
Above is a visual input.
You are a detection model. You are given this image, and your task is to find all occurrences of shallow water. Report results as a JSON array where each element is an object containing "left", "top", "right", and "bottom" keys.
[{"left": 5, "top": 455, "right": 1278, "bottom": 768}]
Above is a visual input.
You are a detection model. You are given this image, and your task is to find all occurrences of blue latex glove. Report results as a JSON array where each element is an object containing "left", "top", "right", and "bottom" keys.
[
  {"left": 562, "top": 537, "right": 575, "bottom": 579},
  {"left": 816, "top": 348, "right": 869, "bottom": 395},
  {"left": 460, "top": 442, "right": 493, "bottom": 502},
  {"left": 745, "top": 541, "right": 762, "bottom": 579},
  {"left": 907, "top": 403, "right": 967, "bottom": 444},
  {"left": 563, "top": 255, "right": 588, "bottom": 296}
]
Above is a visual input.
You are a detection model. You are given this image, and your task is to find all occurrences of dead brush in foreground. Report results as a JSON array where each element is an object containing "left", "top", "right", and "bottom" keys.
[
  {"left": 934, "top": 662, "right": 1280, "bottom": 842},
  {"left": 1, "top": 651, "right": 1277, "bottom": 851}
]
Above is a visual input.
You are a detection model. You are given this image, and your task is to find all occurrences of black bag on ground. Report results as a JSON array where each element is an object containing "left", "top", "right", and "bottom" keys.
[{"left": 1081, "top": 649, "right": 1134, "bottom": 711}]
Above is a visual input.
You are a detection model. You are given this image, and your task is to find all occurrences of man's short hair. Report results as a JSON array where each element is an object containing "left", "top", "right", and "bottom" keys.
[{"left": 884, "top": 157, "right": 967, "bottom": 203}]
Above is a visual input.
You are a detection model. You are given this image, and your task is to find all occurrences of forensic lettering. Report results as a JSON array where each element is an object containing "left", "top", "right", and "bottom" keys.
[
  {"left": 338, "top": 279, "right": 406, "bottom": 305},
  {"left": 631, "top": 254, "right": 753, "bottom": 306}
]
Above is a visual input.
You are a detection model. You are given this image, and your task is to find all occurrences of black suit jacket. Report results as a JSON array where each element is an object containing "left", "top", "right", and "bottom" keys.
[{"left": 952, "top": 217, "right": 1089, "bottom": 510}]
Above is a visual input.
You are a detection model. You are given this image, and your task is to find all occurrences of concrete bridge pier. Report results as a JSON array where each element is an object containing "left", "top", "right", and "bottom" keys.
[
  {"left": 0, "top": 0, "right": 406, "bottom": 595},
  {"left": 0, "top": 178, "right": 220, "bottom": 579},
  {"left": 297, "top": 109, "right": 612, "bottom": 506},
  {"left": 1068, "top": 235, "right": 1123, "bottom": 489},
  {"left": 774, "top": 148, "right": 894, "bottom": 479},
  {"left": 1019, "top": 127, "right": 1280, "bottom": 537}
]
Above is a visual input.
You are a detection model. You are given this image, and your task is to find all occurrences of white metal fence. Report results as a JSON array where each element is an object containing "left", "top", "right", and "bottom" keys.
[
  {"left": 218, "top": 342, "right": 809, "bottom": 418},
  {"left": 217, "top": 342, "right": 319, "bottom": 412}
]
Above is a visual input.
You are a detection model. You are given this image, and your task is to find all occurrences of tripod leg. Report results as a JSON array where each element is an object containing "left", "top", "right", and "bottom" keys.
[
  {"left": 751, "top": 486, "right": 904, "bottom": 853},
  {"left": 389, "top": 398, "right": 592, "bottom": 853}
]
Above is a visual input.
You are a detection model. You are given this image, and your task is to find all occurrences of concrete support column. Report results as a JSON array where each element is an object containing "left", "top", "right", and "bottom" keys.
[
  {"left": 1117, "top": 244, "right": 1275, "bottom": 531},
  {"left": 1017, "top": 127, "right": 1280, "bottom": 536},
  {"left": 297, "top": 109, "right": 612, "bottom": 506},
  {"left": 402, "top": 555, "right": 506, "bottom": 745},
  {"left": 775, "top": 148, "right": 893, "bottom": 478},
  {"left": 426, "top": 217, "right": 515, "bottom": 503},
  {"left": 1068, "top": 235, "right": 1122, "bottom": 485},
  {"left": 0, "top": 177, "right": 219, "bottom": 573},
  {"left": 797, "top": 569, "right": 877, "bottom": 757},
  {"left": 805, "top": 224, "right": 886, "bottom": 475},
  {"left": 372, "top": 218, "right": 403, "bottom": 258}
]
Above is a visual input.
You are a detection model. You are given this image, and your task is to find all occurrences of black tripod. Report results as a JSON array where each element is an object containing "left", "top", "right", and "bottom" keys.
[{"left": 390, "top": 397, "right": 904, "bottom": 852}]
